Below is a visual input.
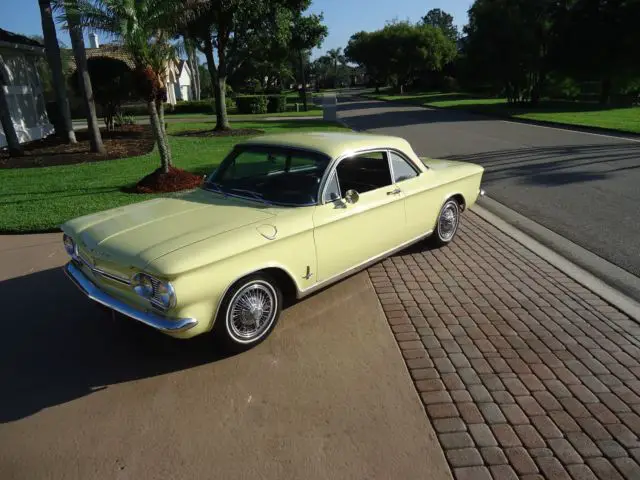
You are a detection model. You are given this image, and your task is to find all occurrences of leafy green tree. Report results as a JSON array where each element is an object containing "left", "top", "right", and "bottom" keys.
[
  {"left": 291, "top": 12, "right": 327, "bottom": 109},
  {"left": 345, "top": 31, "right": 389, "bottom": 91},
  {"left": 551, "top": 0, "right": 640, "bottom": 104},
  {"left": 463, "top": 0, "right": 555, "bottom": 104},
  {"left": 180, "top": 0, "right": 310, "bottom": 130},
  {"left": 346, "top": 22, "right": 456, "bottom": 93},
  {"left": 421, "top": 8, "right": 458, "bottom": 42}
]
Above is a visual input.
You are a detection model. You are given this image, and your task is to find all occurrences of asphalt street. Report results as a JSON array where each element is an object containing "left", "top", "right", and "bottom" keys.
[{"left": 338, "top": 95, "right": 640, "bottom": 277}]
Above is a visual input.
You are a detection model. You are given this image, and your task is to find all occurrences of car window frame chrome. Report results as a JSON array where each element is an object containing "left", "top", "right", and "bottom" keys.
[
  {"left": 387, "top": 149, "right": 421, "bottom": 183},
  {"left": 318, "top": 147, "right": 412, "bottom": 205}
]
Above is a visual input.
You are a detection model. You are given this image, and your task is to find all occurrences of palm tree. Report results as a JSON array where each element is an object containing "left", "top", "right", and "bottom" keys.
[
  {"left": 0, "top": 66, "right": 23, "bottom": 156},
  {"left": 326, "top": 47, "right": 345, "bottom": 86},
  {"left": 79, "top": 0, "right": 177, "bottom": 172},
  {"left": 38, "top": 0, "right": 77, "bottom": 144}
]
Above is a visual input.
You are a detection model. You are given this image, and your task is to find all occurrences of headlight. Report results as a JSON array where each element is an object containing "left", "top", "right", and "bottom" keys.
[
  {"left": 63, "top": 234, "right": 76, "bottom": 257},
  {"left": 131, "top": 273, "right": 154, "bottom": 298},
  {"left": 131, "top": 272, "right": 176, "bottom": 309},
  {"left": 154, "top": 281, "right": 176, "bottom": 309}
]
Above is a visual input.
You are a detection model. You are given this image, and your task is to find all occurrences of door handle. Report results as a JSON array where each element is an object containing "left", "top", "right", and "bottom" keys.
[{"left": 387, "top": 188, "right": 402, "bottom": 196}]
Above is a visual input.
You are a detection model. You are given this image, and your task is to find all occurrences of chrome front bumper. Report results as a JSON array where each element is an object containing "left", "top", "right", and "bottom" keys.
[{"left": 65, "top": 262, "right": 198, "bottom": 333}]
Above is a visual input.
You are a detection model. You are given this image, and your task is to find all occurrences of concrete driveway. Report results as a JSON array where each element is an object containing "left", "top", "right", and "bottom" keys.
[
  {"left": 0, "top": 234, "right": 450, "bottom": 480},
  {"left": 338, "top": 95, "right": 640, "bottom": 278}
]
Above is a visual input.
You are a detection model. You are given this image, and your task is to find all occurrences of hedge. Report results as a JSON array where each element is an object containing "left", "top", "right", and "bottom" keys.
[{"left": 235, "top": 95, "right": 287, "bottom": 114}]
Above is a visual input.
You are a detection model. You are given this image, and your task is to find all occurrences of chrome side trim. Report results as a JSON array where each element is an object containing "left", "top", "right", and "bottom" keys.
[
  {"left": 297, "top": 229, "right": 433, "bottom": 298},
  {"left": 65, "top": 262, "right": 198, "bottom": 333}
]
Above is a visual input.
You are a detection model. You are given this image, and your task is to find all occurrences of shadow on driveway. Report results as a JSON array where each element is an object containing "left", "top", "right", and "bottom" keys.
[{"left": 0, "top": 266, "right": 233, "bottom": 423}]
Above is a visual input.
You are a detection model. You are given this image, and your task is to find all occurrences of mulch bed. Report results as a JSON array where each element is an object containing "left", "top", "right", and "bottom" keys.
[
  {"left": 172, "top": 128, "right": 264, "bottom": 137},
  {"left": 133, "top": 166, "right": 204, "bottom": 193},
  {"left": 0, "top": 125, "right": 155, "bottom": 169}
]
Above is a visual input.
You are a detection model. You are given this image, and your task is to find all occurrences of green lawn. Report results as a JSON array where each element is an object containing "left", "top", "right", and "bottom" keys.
[
  {"left": 132, "top": 108, "right": 323, "bottom": 123},
  {"left": 0, "top": 119, "right": 346, "bottom": 233},
  {"left": 367, "top": 91, "right": 640, "bottom": 134}
]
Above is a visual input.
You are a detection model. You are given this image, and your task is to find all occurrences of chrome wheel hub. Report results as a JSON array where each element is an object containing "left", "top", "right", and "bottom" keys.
[
  {"left": 228, "top": 282, "right": 276, "bottom": 341},
  {"left": 439, "top": 204, "right": 458, "bottom": 241}
]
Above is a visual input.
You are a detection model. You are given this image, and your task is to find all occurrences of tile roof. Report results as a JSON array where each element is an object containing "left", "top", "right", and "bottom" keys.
[{"left": 0, "top": 28, "right": 44, "bottom": 48}]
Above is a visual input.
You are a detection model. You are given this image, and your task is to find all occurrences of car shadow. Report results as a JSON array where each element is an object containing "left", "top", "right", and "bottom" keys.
[{"left": 0, "top": 266, "right": 235, "bottom": 423}]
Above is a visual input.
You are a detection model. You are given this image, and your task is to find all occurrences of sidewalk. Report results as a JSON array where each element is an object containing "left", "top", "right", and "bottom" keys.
[{"left": 369, "top": 210, "right": 640, "bottom": 480}]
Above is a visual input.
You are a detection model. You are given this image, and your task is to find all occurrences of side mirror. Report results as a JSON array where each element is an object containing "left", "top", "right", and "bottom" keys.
[{"left": 344, "top": 189, "right": 360, "bottom": 205}]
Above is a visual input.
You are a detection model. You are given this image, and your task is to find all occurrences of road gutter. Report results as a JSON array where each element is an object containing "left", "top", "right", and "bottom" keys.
[{"left": 473, "top": 196, "right": 640, "bottom": 321}]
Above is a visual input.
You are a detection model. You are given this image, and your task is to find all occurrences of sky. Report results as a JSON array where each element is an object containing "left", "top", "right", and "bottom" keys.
[{"left": 0, "top": 0, "right": 474, "bottom": 59}]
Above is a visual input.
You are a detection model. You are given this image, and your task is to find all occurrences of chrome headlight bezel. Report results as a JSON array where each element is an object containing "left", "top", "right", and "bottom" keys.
[
  {"left": 63, "top": 234, "right": 77, "bottom": 257},
  {"left": 131, "top": 272, "right": 176, "bottom": 310}
]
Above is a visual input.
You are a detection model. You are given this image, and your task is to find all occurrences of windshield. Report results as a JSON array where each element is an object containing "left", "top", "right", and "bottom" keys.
[{"left": 205, "top": 145, "right": 332, "bottom": 206}]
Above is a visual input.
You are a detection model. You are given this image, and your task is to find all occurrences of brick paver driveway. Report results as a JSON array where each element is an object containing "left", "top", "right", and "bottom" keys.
[{"left": 369, "top": 210, "right": 640, "bottom": 480}]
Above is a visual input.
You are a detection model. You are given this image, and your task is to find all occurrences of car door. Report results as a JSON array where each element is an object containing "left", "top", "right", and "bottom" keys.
[
  {"left": 388, "top": 150, "right": 442, "bottom": 239},
  {"left": 312, "top": 150, "right": 407, "bottom": 283}
]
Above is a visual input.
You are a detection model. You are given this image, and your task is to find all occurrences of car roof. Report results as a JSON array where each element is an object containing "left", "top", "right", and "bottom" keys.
[{"left": 240, "top": 131, "right": 413, "bottom": 159}]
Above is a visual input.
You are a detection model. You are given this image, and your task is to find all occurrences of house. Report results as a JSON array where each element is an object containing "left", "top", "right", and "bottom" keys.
[
  {"left": 0, "top": 28, "right": 54, "bottom": 148},
  {"left": 71, "top": 34, "right": 186, "bottom": 106},
  {"left": 175, "top": 60, "right": 192, "bottom": 101}
]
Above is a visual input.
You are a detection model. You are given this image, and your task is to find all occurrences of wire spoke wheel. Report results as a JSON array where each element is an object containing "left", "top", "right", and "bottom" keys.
[
  {"left": 226, "top": 281, "right": 278, "bottom": 343},
  {"left": 438, "top": 202, "right": 459, "bottom": 241}
]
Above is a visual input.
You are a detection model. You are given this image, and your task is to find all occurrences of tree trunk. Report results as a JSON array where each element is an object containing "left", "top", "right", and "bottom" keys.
[
  {"left": 0, "top": 83, "right": 23, "bottom": 156},
  {"left": 600, "top": 78, "right": 612, "bottom": 105},
  {"left": 155, "top": 97, "right": 172, "bottom": 166},
  {"left": 195, "top": 58, "right": 201, "bottom": 101},
  {"left": 299, "top": 50, "right": 308, "bottom": 112},
  {"left": 148, "top": 100, "right": 171, "bottom": 173},
  {"left": 38, "top": 0, "right": 76, "bottom": 143},
  {"left": 66, "top": 2, "right": 104, "bottom": 153},
  {"left": 203, "top": 37, "right": 228, "bottom": 129}
]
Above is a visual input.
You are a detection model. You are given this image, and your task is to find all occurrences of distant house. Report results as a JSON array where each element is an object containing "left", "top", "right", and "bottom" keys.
[
  {"left": 175, "top": 60, "right": 192, "bottom": 101},
  {"left": 72, "top": 34, "right": 187, "bottom": 106},
  {"left": 0, "top": 28, "right": 53, "bottom": 148}
]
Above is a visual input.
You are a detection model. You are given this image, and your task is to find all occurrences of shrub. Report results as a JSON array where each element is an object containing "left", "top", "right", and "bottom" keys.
[
  {"left": 172, "top": 100, "right": 215, "bottom": 114},
  {"left": 235, "top": 95, "right": 269, "bottom": 114},
  {"left": 251, "top": 95, "right": 268, "bottom": 114},
  {"left": 114, "top": 111, "right": 135, "bottom": 127},
  {"left": 267, "top": 95, "right": 287, "bottom": 113}
]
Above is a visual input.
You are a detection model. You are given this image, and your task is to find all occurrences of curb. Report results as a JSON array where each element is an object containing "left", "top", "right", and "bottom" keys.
[{"left": 472, "top": 197, "right": 640, "bottom": 322}]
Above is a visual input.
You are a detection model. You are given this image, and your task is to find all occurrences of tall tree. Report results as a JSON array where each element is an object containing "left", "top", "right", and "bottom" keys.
[
  {"left": 551, "top": 0, "right": 640, "bottom": 104},
  {"left": 346, "top": 22, "right": 456, "bottom": 93},
  {"left": 181, "top": 0, "right": 310, "bottom": 130},
  {"left": 0, "top": 65, "right": 23, "bottom": 156},
  {"left": 38, "top": 0, "right": 76, "bottom": 143},
  {"left": 464, "top": 0, "right": 554, "bottom": 104},
  {"left": 79, "top": 0, "right": 178, "bottom": 172},
  {"left": 326, "top": 47, "right": 344, "bottom": 85},
  {"left": 291, "top": 12, "right": 327, "bottom": 110},
  {"left": 63, "top": 0, "right": 105, "bottom": 153},
  {"left": 421, "top": 8, "right": 458, "bottom": 42}
]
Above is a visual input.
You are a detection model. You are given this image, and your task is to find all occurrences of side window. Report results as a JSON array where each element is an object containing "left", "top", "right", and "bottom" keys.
[
  {"left": 335, "top": 151, "right": 392, "bottom": 194},
  {"left": 390, "top": 151, "right": 418, "bottom": 183},
  {"left": 323, "top": 170, "right": 341, "bottom": 202}
]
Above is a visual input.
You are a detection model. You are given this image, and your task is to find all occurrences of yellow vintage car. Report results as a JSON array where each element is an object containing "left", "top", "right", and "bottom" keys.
[{"left": 62, "top": 132, "right": 484, "bottom": 349}]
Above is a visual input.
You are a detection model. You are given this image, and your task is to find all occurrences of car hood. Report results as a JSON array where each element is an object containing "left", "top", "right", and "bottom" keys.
[{"left": 63, "top": 189, "right": 276, "bottom": 271}]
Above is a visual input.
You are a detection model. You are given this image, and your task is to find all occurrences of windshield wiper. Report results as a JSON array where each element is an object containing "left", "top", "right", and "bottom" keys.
[{"left": 228, "top": 188, "right": 272, "bottom": 206}]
